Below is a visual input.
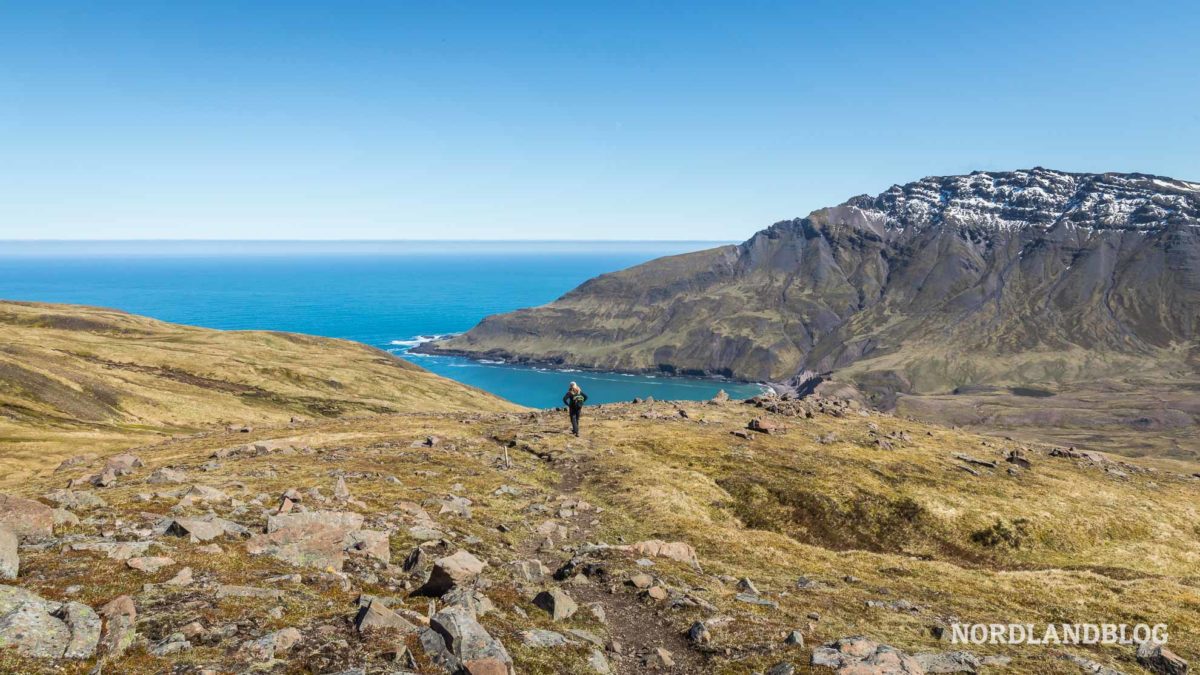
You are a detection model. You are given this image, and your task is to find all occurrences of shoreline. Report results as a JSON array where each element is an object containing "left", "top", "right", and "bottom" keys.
[{"left": 410, "top": 341, "right": 779, "bottom": 395}]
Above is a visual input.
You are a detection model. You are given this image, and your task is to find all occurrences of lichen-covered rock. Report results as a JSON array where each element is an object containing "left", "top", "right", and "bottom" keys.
[
  {"left": 247, "top": 510, "right": 364, "bottom": 571},
  {"left": 0, "top": 494, "right": 55, "bottom": 540},
  {"left": 0, "top": 602, "right": 71, "bottom": 658},
  {"left": 0, "top": 526, "right": 17, "bottom": 580},
  {"left": 56, "top": 601, "right": 101, "bottom": 659},
  {"left": 239, "top": 627, "right": 302, "bottom": 661},
  {"left": 354, "top": 599, "right": 418, "bottom": 634},
  {"left": 97, "top": 595, "right": 137, "bottom": 656},
  {"left": 811, "top": 636, "right": 925, "bottom": 674},
  {"left": 420, "top": 605, "right": 513, "bottom": 675},
  {"left": 414, "top": 549, "right": 486, "bottom": 597}
]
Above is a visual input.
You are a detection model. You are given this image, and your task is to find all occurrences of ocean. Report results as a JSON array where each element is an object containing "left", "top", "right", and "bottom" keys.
[{"left": 0, "top": 240, "right": 765, "bottom": 408}]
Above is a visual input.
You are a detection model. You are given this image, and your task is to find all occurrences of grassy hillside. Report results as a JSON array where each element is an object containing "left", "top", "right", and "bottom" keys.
[
  {"left": 1, "top": 399, "right": 1196, "bottom": 673},
  {"left": 0, "top": 301, "right": 522, "bottom": 476}
]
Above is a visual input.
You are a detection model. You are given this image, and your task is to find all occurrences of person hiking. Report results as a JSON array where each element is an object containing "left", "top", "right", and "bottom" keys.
[{"left": 562, "top": 381, "right": 588, "bottom": 436}]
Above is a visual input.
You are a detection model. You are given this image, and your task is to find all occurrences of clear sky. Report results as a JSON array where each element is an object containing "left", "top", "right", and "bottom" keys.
[{"left": 2, "top": 1, "right": 1198, "bottom": 241}]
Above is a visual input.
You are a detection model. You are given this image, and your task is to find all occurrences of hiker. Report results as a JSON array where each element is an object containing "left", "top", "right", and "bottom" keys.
[{"left": 562, "top": 381, "right": 588, "bottom": 436}]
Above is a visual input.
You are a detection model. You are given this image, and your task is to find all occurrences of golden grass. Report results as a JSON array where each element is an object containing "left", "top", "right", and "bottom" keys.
[
  {"left": 0, "top": 301, "right": 523, "bottom": 480},
  {"left": 4, "top": 401, "right": 1191, "bottom": 673}
]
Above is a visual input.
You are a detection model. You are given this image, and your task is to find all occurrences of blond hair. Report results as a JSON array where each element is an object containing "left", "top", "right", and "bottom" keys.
[{"left": 568, "top": 382, "right": 581, "bottom": 395}]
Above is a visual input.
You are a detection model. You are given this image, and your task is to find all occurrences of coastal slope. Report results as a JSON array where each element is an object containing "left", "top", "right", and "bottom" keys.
[{"left": 0, "top": 301, "right": 522, "bottom": 475}]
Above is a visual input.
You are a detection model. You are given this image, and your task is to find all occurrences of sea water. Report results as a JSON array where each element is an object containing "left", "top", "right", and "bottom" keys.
[{"left": 0, "top": 241, "right": 766, "bottom": 408}]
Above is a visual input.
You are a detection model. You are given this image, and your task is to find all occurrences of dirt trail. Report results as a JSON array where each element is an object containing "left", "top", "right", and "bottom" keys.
[{"left": 517, "top": 428, "right": 710, "bottom": 674}]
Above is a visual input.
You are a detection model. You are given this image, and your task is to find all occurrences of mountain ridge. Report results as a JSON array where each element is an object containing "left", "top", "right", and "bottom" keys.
[{"left": 422, "top": 169, "right": 1200, "bottom": 457}]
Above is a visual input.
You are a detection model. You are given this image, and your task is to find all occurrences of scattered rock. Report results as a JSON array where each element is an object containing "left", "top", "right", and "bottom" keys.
[
  {"left": 0, "top": 526, "right": 17, "bottom": 580},
  {"left": 334, "top": 476, "right": 350, "bottom": 500},
  {"left": 686, "top": 620, "right": 710, "bottom": 645},
  {"left": 167, "top": 517, "right": 230, "bottom": 543},
  {"left": 520, "top": 628, "right": 571, "bottom": 648},
  {"left": 0, "top": 494, "right": 55, "bottom": 540},
  {"left": 748, "top": 417, "right": 782, "bottom": 434},
  {"left": 1136, "top": 641, "right": 1188, "bottom": 675},
  {"left": 0, "top": 601, "right": 72, "bottom": 658},
  {"left": 97, "top": 595, "right": 137, "bottom": 656},
  {"left": 533, "top": 588, "right": 578, "bottom": 621},
  {"left": 784, "top": 629, "right": 804, "bottom": 646},
  {"left": 216, "top": 585, "right": 284, "bottom": 600},
  {"left": 147, "top": 467, "right": 188, "bottom": 484},
  {"left": 588, "top": 648, "right": 613, "bottom": 673},
  {"left": 355, "top": 599, "right": 419, "bottom": 634},
  {"left": 165, "top": 566, "right": 194, "bottom": 586},
  {"left": 414, "top": 549, "right": 486, "bottom": 597},
  {"left": 811, "top": 636, "right": 923, "bottom": 674},
  {"left": 915, "top": 650, "right": 982, "bottom": 673},
  {"left": 628, "top": 539, "right": 699, "bottom": 566},
  {"left": 643, "top": 647, "right": 675, "bottom": 668},
  {"left": 126, "top": 556, "right": 175, "bottom": 574},
  {"left": 420, "top": 605, "right": 513, "bottom": 675},
  {"left": 240, "top": 627, "right": 302, "bottom": 661},
  {"left": 246, "top": 510, "right": 365, "bottom": 571},
  {"left": 56, "top": 601, "right": 101, "bottom": 659}
]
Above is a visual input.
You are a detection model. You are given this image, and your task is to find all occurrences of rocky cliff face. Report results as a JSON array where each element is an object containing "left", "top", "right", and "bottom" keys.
[{"left": 427, "top": 169, "right": 1200, "bottom": 399}]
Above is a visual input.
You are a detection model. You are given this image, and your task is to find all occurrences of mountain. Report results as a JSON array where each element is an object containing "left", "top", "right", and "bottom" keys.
[
  {"left": 0, "top": 301, "right": 521, "bottom": 476},
  {"left": 422, "top": 169, "right": 1200, "bottom": 457}
]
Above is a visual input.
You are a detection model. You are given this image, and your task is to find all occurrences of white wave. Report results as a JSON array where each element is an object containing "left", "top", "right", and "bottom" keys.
[{"left": 478, "top": 359, "right": 506, "bottom": 364}]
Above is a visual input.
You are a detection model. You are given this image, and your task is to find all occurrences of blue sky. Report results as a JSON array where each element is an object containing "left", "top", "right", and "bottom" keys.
[{"left": 1, "top": 1, "right": 1197, "bottom": 240}]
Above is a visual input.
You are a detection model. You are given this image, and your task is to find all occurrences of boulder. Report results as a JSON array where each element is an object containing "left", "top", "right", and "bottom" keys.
[
  {"left": 420, "top": 605, "right": 513, "bottom": 675},
  {"left": 150, "top": 632, "right": 192, "bottom": 657},
  {"left": 628, "top": 539, "right": 700, "bottom": 567},
  {"left": 1136, "top": 641, "right": 1188, "bottom": 675},
  {"left": 240, "top": 627, "right": 302, "bottom": 661},
  {"left": 67, "top": 539, "right": 153, "bottom": 561},
  {"left": 0, "top": 526, "right": 17, "bottom": 579},
  {"left": 104, "top": 453, "right": 143, "bottom": 475},
  {"left": 215, "top": 585, "right": 283, "bottom": 600},
  {"left": 97, "top": 595, "right": 137, "bottom": 656},
  {"left": 0, "top": 494, "right": 55, "bottom": 540},
  {"left": 414, "top": 550, "right": 486, "bottom": 597},
  {"left": 748, "top": 417, "right": 782, "bottom": 434},
  {"left": 811, "top": 636, "right": 925, "bottom": 674},
  {"left": 165, "top": 566, "right": 194, "bottom": 586},
  {"left": 56, "top": 601, "right": 101, "bottom": 659},
  {"left": 345, "top": 529, "right": 390, "bottom": 565},
  {"left": 127, "top": 556, "right": 175, "bottom": 574},
  {"left": 520, "top": 629, "right": 571, "bottom": 647},
  {"left": 0, "top": 602, "right": 71, "bottom": 658},
  {"left": 532, "top": 588, "right": 578, "bottom": 621},
  {"left": 180, "top": 484, "right": 230, "bottom": 505},
  {"left": 42, "top": 489, "right": 107, "bottom": 511},
  {"left": 147, "top": 468, "right": 188, "bottom": 484},
  {"left": 686, "top": 620, "right": 711, "bottom": 645},
  {"left": 247, "top": 510, "right": 364, "bottom": 571},
  {"left": 167, "top": 517, "right": 232, "bottom": 542},
  {"left": 914, "top": 650, "right": 981, "bottom": 673},
  {"left": 511, "top": 559, "right": 551, "bottom": 582},
  {"left": 333, "top": 476, "right": 350, "bottom": 500},
  {"left": 354, "top": 599, "right": 418, "bottom": 634}
]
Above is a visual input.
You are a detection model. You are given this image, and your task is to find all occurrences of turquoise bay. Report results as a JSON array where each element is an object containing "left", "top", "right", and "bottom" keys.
[{"left": 0, "top": 241, "right": 766, "bottom": 408}]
